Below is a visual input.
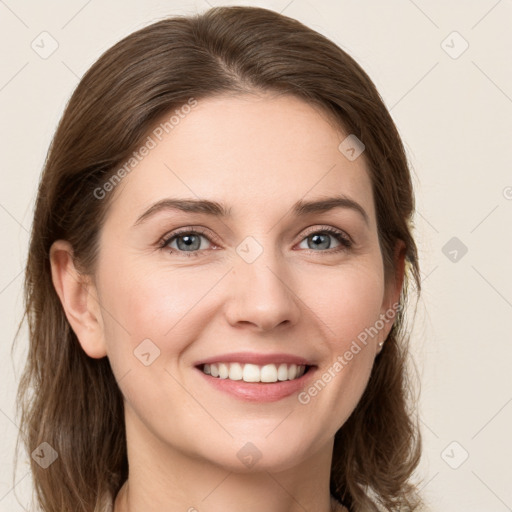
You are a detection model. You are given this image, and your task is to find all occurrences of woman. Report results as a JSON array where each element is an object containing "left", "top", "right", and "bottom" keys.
[{"left": 15, "top": 5, "right": 423, "bottom": 511}]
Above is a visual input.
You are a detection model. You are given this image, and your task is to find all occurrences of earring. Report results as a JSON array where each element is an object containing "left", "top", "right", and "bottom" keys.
[{"left": 378, "top": 341, "right": 384, "bottom": 348}]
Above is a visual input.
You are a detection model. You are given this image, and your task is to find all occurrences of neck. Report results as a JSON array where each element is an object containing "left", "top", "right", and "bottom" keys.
[
  {"left": 115, "top": 479, "right": 344, "bottom": 512},
  {"left": 114, "top": 407, "right": 340, "bottom": 512}
]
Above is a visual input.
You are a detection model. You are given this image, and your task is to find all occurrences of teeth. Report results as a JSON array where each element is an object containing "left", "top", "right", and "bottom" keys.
[
  {"left": 201, "top": 362, "right": 307, "bottom": 383},
  {"left": 228, "top": 362, "right": 243, "bottom": 380},
  {"left": 218, "top": 363, "right": 229, "bottom": 379}
]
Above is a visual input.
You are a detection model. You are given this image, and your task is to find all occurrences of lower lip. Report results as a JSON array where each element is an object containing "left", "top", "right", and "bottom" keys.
[{"left": 196, "top": 366, "right": 317, "bottom": 402}]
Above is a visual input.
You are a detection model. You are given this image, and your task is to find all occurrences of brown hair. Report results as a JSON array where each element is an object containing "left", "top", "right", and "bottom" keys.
[{"left": 14, "top": 5, "right": 423, "bottom": 511}]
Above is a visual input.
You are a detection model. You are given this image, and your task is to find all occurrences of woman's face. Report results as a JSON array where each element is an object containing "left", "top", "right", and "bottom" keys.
[{"left": 82, "top": 93, "right": 402, "bottom": 472}]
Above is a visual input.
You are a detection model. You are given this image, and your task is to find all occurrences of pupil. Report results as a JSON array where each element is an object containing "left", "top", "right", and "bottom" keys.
[
  {"left": 311, "top": 233, "right": 329, "bottom": 249},
  {"left": 178, "top": 235, "right": 199, "bottom": 250}
]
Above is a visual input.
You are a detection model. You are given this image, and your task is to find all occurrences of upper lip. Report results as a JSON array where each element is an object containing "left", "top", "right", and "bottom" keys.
[{"left": 195, "top": 352, "right": 315, "bottom": 367}]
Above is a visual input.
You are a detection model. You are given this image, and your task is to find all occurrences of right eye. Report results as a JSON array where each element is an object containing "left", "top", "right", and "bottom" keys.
[{"left": 159, "top": 227, "right": 218, "bottom": 257}]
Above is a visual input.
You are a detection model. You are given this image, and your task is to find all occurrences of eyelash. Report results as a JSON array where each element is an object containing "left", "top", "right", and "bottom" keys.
[{"left": 158, "top": 225, "right": 353, "bottom": 258}]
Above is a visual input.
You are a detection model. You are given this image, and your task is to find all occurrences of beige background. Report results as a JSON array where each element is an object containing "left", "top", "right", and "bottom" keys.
[{"left": 1, "top": 1, "right": 511, "bottom": 511}]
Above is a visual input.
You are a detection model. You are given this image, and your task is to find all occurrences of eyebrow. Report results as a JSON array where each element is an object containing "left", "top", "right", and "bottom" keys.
[{"left": 133, "top": 194, "right": 370, "bottom": 227}]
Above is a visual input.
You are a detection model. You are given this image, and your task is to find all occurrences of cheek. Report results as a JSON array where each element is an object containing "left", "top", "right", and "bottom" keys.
[
  {"left": 99, "top": 259, "right": 214, "bottom": 346},
  {"left": 301, "top": 258, "right": 384, "bottom": 412},
  {"left": 96, "top": 260, "right": 209, "bottom": 417},
  {"left": 313, "top": 258, "right": 385, "bottom": 347}
]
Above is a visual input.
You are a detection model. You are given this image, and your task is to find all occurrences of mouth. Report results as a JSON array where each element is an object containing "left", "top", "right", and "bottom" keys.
[
  {"left": 193, "top": 352, "right": 317, "bottom": 402},
  {"left": 198, "top": 362, "right": 313, "bottom": 383}
]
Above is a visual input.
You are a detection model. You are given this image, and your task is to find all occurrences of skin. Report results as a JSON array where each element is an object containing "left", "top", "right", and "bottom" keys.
[{"left": 50, "top": 92, "right": 405, "bottom": 512}]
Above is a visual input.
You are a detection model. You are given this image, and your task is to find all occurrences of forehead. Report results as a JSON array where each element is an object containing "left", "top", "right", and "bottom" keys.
[{"left": 106, "top": 93, "right": 375, "bottom": 227}]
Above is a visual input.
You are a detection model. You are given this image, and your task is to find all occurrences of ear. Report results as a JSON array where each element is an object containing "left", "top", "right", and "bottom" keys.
[
  {"left": 49, "top": 240, "right": 107, "bottom": 358},
  {"left": 377, "top": 240, "right": 407, "bottom": 350}
]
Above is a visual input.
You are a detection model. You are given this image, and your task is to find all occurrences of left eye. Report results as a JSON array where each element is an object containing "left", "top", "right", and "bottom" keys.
[{"left": 297, "top": 229, "right": 351, "bottom": 251}]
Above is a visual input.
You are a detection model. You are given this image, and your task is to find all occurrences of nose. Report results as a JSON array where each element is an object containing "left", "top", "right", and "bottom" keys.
[{"left": 223, "top": 244, "right": 301, "bottom": 332}]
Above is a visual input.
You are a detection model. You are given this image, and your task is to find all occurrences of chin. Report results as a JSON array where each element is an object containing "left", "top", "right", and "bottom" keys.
[{"left": 193, "top": 435, "right": 320, "bottom": 474}]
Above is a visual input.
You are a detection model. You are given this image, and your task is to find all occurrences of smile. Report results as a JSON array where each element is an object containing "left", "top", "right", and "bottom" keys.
[{"left": 201, "top": 362, "right": 309, "bottom": 383}]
